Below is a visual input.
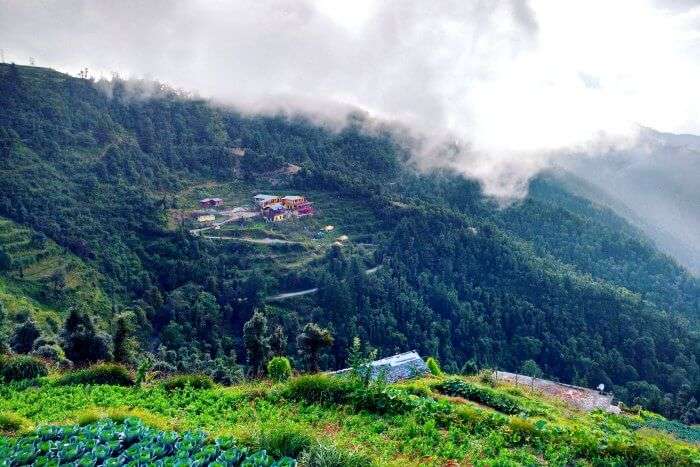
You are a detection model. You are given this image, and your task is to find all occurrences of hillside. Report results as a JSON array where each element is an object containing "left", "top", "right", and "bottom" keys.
[
  {"left": 2, "top": 369, "right": 700, "bottom": 466},
  {"left": 1, "top": 63, "right": 700, "bottom": 426}
]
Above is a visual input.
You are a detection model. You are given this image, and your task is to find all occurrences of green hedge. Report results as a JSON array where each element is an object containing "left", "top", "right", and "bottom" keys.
[
  {"left": 434, "top": 379, "right": 545, "bottom": 416},
  {"left": 56, "top": 363, "right": 134, "bottom": 386},
  {"left": 161, "top": 374, "right": 214, "bottom": 391},
  {"left": 0, "top": 355, "right": 48, "bottom": 382}
]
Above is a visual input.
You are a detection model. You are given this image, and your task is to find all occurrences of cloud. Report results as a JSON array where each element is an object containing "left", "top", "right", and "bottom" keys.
[{"left": 0, "top": 0, "right": 699, "bottom": 198}]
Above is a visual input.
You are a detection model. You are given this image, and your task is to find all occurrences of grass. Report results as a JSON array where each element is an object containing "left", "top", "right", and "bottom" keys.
[
  {"left": 0, "top": 216, "right": 111, "bottom": 331},
  {"left": 1, "top": 373, "right": 699, "bottom": 466}
]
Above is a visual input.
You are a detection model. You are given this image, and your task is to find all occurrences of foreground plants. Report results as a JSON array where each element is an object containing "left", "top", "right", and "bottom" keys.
[{"left": 0, "top": 417, "right": 296, "bottom": 466}]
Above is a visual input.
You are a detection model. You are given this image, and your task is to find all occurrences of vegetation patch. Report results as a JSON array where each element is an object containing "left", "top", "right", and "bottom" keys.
[
  {"left": 434, "top": 378, "right": 547, "bottom": 416},
  {"left": 55, "top": 363, "right": 134, "bottom": 386},
  {"left": 0, "top": 355, "right": 48, "bottom": 382},
  {"left": 162, "top": 374, "right": 215, "bottom": 391},
  {"left": 0, "top": 417, "right": 296, "bottom": 466}
]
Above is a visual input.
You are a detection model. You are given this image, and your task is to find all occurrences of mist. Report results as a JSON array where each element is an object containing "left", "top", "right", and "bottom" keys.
[{"left": 1, "top": 0, "right": 699, "bottom": 198}]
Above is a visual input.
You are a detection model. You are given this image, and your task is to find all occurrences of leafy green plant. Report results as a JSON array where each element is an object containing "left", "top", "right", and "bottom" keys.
[
  {"left": 0, "top": 355, "right": 48, "bottom": 382},
  {"left": 298, "top": 442, "right": 372, "bottom": 467},
  {"left": 268, "top": 356, "right": 293, "bottom": 382},
  {"left": 135, "top": 357, "right": 153, "bottom": 387},
  {"left": 347, "top": 337, "right": 377, "bottom": 386},
  {"left": 0, "top": 411, "right": 31, "bottom": 434},
  {"left": 426, "top": 357, "right": 442, "bottom": 376},
  {"left": 282, "top": 374, "right": 356, "bottom": 404},
  {"left": 0, "top": 418, "right": 298, "bottom": 465},
  {"left": 56, "top": 363, "right": 134, "bottom": 386},
  {"left": 434, "top": 379, "right": 545, "bottom": 416},
  {"left": 258, "top": 424, "right": 313, "bottom": 458},
  {"left": 162, "top": 374, "right": 214, "bottom": 391}
]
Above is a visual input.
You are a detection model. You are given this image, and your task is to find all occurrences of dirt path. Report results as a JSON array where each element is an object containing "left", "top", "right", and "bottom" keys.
[
  {"left": 202, "top": 235, "right": 303, "bottom": 245},
  {"left": 267, "top": 288, "right": 319, "bottom": 301}
]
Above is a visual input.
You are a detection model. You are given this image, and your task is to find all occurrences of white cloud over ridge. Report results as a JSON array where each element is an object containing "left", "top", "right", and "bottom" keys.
[{"left": 1, "top": 0, "right": 699, "bottom": 197}]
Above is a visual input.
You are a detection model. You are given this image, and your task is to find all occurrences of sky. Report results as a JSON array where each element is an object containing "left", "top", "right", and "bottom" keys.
[{"left": 1, "top": 0, "right": 699, "bottom": 197}]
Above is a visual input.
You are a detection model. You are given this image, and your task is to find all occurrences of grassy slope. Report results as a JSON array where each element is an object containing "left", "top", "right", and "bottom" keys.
[
  {"left": 0, "top": 217, "right": 111, "bottom": 330},
  {"left": 1, "top": 374, "right": 699, "bottom": 466}
]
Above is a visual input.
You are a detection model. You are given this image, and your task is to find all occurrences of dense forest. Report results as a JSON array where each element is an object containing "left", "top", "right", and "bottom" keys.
[{"left": 1, "top": 63, "right": 699, "bottom": 423}]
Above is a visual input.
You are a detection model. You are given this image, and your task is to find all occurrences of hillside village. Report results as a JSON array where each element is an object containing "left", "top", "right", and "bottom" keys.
[{"left": 187, "top": 193, "right": 315, "bottom": 230}]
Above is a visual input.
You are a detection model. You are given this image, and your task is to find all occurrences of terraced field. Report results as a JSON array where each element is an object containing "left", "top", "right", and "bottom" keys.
[{"left": 0, "top": 217, "right": 110, "bottom": 327}]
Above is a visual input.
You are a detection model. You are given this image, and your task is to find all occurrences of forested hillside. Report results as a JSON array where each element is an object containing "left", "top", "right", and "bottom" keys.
[{"left": 1, "top": 63, "right": 699, "bottom": 423}]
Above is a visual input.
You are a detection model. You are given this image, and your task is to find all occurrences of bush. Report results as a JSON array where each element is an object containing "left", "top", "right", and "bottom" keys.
[
  {"left": 0, "top": 412, "right": 31, "bottom": 434},
  {"left": 426, "top": 357, "right": 442, "bottom": 376},
  {"left": 162, "top": 374, "right": 214, "bottom": 391},
  {"left": 258, "top": 424, "right": 314, "bottom": 458},
  {"left": 56, "top": 363, "right": 134, "bottom": 386},
  {"left": 434, "top": 379, "right": 545, "bottom": 416},
  {"left": 0, "top": 355, "right": 48, "bottom": 382},
  {"left": 31, "top": 344, "right": 64, "bottom": 362},
  {"left": 282, "top": 374, "right": 356, "bottom": 404},
  {"left": 268, "top": 356, "right": 293, "bottom": 382},
  {"left": 298, "top": 442, "right": 372, "bottom": 467}
]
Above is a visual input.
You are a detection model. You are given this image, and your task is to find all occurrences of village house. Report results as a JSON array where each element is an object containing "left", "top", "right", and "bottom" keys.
[
  {"left": 253, "top": 194, "right": 281, "bottom": 209},
  {"left": 200, "top": 198, "right": 223, "bottom": 208},
  {"left": 264, "top": 203, "right": 287, "bottom": 222},
  {"left": 281, "top": 195, "right": 305, "bottom": 208},
  {"left": 196, "top": 214, "right": 216, "bottom": 224}
]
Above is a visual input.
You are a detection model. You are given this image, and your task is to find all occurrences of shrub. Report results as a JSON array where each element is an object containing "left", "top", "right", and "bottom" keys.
[
  {"left": 282, "top": 374, "right": 356, "bottom": 404},
  {"left": 298, "top": 442, "right": 372, "bottom": 467},
  {"left": 0, "top": 355, "right": 48, "bottom": 382},
  {"left": 426, "top": 357, "right": 442, "bottom": 376},
  {"left": 162, "top": 374, "right": 214, "bottom": 391},
  {"left": 0, "top": 412, "right": 31, "bottom": 434},
  {"left": 268, "top": 356, "right": 293, "bottom": 382},
  {"left": 478, "top": 368, "right": 497, "bottom": 387},
  {"left": 56, "top": 363, "right": 134, "bottom": 386},
  {"left": 434, "top": 379, "right": 545, "bottom": 416},
  {"left": 31, "top": 344, "right": 64, "bottom": 362},
  {"left": 258, "top": 424, "right": 314, "bottom": 458}
]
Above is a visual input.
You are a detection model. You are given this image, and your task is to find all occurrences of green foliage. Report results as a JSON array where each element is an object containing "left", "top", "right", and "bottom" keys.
[
  {"left": 426, "top": 357, "right": 442, "bottom": 376},
  {"left": 346, "top": 337, "right": 377, "bottom": 386},
  {"left": 0, "top": 355, "right": 48, "bottom": 382},
  {"left": 1, "top": 63, "right": 699, "bottom": 424},
  {"left": 161, "top": 374, "right": 215, "bottom": 391},
  {"left": 0, "top": 418, "right": 297, "bottom": 465},
  {"left": 244, "top": 311, "right": 271, "bottom": 377},
  {"left": 56, "top": 363, "right": 134, "bottom": 386},
  {"left": 270, "top": 325, "right": 288, "bottom": 357},
  {"left": 112, "top": 312, "right": 137, "bottom": 364},
  {"left": 296, "top": 323, "right": 333, "bottom": 373},
  {"left": 0, "top": 411, "right": 31, "bottom": 434},
  {"left": 434, "top": 379, "right": 546, "bottom": 416},
  {"left": 257, "top": 424, "right": 313, "bottom": 458},
  {"left": 60, "top": 308, "right": 112, "bottom": 364},
  {"left": 268, "top": 356, "right": 292, "bottom": 382},
  {"left": 10, "top": 317, "right": 41, "bottom": 354},
  {"left": 282, "top": 374, "right": 355, "bottom": 405},
  {"left": 635, "top": 417, "right": 700, "bottom": 444},
  {"left": 520, "top": 359, "right": 543, "bottom": 379},
  {"left": 298, "top": 443, "right": 373, "bottom": 467},
  {"left": 135, "top": 357, "right": 153, "bottom": 387}
]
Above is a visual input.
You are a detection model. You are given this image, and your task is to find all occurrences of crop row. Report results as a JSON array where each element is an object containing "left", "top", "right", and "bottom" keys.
[{"left": 0, "top": 417, "right": 296, "bottom": 466}]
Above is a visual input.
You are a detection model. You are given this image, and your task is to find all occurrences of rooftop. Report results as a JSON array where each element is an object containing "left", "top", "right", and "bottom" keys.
[
  {"left": 329, "top": 350, "right": 430, "bottom": 383},
  {"left": 282, "top": 195, "right": 304, "bottom": 200}
]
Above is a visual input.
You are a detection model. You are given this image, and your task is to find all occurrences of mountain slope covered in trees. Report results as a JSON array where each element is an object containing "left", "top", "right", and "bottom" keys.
[{"left": 1, "top": 63, "right": 699, "bottom": 422}]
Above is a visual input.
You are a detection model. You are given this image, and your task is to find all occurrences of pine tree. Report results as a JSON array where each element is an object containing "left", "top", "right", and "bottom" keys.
[
  {"left": 270, "top": 325, "right": 287, "bottom": 357},
  {"left": 61, "top": 308, "right": 112, "bottom": 364},
  {"left": 10, "top": 317, "right": 41, "bottom": 354},
  {"left": 113, "top": 313, "right": 137, "bottom": 364},
  {"left": 243, "top": 311, "right": 270, "bottom": 376},
  {"left": 297, "top": 323, "right": 333, "bottom": 373}
]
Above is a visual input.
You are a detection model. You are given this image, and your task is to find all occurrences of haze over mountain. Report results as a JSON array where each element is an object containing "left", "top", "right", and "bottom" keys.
[
  {"left": 1, "top": 0, "right": 699, "bottom": 200},
  {"left": 557, "top": 128, "right": 700, "bottom": 275}
]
